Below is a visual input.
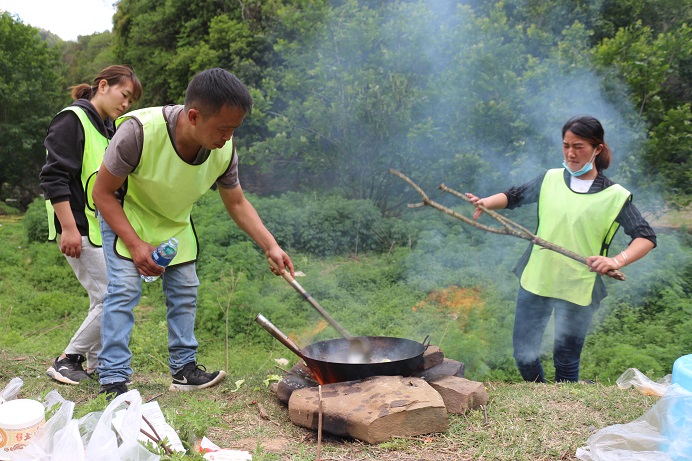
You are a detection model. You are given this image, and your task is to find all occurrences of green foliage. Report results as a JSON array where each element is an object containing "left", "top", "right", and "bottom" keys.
[
  {"left": 645, "top": 104, "right": 692, "bottom": 201},
  {"left": 0, "top": 201, "right": 20, "bottom": 216},
  {"left": 582, "top": 233, "right": 692, "bottom": 381},
  {"left": 59, "top": 32, "right": 118, "bottom": 99},
  {"left": 2, "top": 191, "right": 692, "bottom": 388},
  {"left": 161, "top": 393, "right": 229, "bottom": 448},
  {"left": 251, "top": 0, "right": 461, "bottom": 207},
  {"left": 34, "top": 0, "right": 691, "bottom": 208},
  {"left": 113, "top": 0, "right": 286, "bottom": 106},
  {"left": 593, "top": 21, "right": 671, "bottom": 122},
  {"left": 23, "top": 197, "right": 50, "bottom": 243},
  {"left": 0, "top": 13, "right": 63, "bottom": 209},
  {"left": 193, "top": 190, "right": 419, "bottom": 258},
  {"left": 243, "top": 0, "right": 692, "bottom": 208}
]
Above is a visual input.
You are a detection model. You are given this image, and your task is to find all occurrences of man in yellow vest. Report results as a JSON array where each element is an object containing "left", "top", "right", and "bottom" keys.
[{"left": 93, "top": 68, "right": 294, "bottom": 398}]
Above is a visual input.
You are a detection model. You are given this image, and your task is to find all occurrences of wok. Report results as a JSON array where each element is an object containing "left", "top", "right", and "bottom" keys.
[{"left": 255, "top": 313, "right": 428, "bottom": 384}]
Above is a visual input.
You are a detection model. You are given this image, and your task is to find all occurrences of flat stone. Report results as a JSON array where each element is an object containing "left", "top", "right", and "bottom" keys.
[
  {"left": 275, "top": 373, "right": 316, "bottom": 404},
  {"left": 414, "top": 358, "right": 465, "bottom": 381},
  {"left": 422, "top": 346, "right": 444, "bottom": 370},
  {"left": 288, "top": 375, "right": 448, "bottom": 444},
  {"left": 427, "top": 376, "right": 488, "bottom": 414}
]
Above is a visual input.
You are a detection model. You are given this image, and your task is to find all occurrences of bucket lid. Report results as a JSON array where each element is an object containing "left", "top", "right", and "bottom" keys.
[{"left": 0, "top": 399, "right": 45, "bottom": 429}]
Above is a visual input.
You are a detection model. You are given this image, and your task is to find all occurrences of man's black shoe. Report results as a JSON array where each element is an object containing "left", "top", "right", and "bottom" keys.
[
  {"left": 169, "top": 362, "right": 226, "bottom": 391},
  {"left": 99, "top": 381, "right": 128, "bottom": 400}
]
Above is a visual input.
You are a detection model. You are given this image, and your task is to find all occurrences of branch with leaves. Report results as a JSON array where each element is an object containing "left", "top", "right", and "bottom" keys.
[{"left": 389, "top": 169, "right": 625, "bottom": 281}]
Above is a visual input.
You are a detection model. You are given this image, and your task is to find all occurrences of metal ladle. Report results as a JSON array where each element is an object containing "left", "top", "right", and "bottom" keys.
[{"left": 267, "top": 258, "right": 373, "bottom": 362}]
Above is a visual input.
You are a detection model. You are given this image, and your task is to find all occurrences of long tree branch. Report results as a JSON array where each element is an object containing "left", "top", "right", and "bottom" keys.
[{"left": 389, "top": 169, "right": 625, "bottom": 281}]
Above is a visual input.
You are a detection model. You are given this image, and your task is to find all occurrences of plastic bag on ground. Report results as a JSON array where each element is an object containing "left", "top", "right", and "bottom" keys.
[
  {"left": 0, "top": 378, "right": 24, "bottom": 404},
  {"left": 12, "top": 389, "right": 161, "bottom": 461},
  {"left": 83, "top": 389, "right": 160, "bottom": 461},
  {"left": 616, "top": 368, "right": 672, "bottom": 397},
  {"left": 50, "top": 420, "right": 84, "bottom": 461},
  {"left": 576, "top": 384, "right": 692, "bottom": 461},
  {"left": 11, "top": 390, "right": 75, "bottom": 461},
  {"left": 112, "top": 400, "right": 185, "bottom": 454}
]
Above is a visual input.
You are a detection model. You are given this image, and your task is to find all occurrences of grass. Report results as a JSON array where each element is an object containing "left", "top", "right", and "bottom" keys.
[
  {"left": 0, "top": 215, "right": 665, "bottom": 460},
  {"left": 1, "top": 341, "right": 659, "bottom": 460},
  {"left": 1, "top": 280, "right": 660, "bottom": 461}
]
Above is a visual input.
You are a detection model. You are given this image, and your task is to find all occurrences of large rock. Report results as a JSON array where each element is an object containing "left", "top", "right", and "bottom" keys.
[
  {"left": 427, "top": 376, "right": 488, "bottom": 414},
  {"left": 288, "top": 376, "right": 448, "bottom": 444}
]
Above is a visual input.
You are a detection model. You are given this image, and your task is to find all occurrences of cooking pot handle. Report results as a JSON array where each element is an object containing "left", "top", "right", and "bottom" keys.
[{"left": 422, "top": 335, "right": 431, "bottom": 350}]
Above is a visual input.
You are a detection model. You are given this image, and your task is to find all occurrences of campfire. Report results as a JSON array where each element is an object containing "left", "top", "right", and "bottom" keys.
[
  {"left": 257, "top": 261, "right": 488, "bottom": 444},
  {"left": 268, "top": 342, "right": 488, "bottom": 444}
]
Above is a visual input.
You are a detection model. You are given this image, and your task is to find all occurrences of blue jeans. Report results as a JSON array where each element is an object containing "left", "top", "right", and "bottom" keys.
[
  {"left": 513, "top": 286, "right": 597, "bottom": 383},
  {"left": 97, "top": 218, "right": 200, "bottom": 385}
]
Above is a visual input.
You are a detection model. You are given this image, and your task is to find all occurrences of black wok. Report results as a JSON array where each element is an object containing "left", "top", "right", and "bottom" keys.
[
  {"left": 302, "top": 335, "right": 428, "bottom": 384},
  {"left": 255, "top": 313, "right": 428, "bottom": 384}
]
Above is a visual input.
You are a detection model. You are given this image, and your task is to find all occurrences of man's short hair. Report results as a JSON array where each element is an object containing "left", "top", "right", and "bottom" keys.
[{"left": 184, "top": 68, "right": 253, "bottom": 116}]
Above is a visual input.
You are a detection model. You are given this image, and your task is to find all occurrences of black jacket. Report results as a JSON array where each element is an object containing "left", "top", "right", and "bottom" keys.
[{"left": 39, "top": 99, "right": 114, "bottom": 236}]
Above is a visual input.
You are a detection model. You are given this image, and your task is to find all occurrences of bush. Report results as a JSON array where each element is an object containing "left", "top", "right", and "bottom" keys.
[
  {"left": 23, "top": 197, "right": 49, "bottom": 243},
  {"left": 0, "top": 201, "right": 20, "bottom": 215},
  {"left": 193, "top": 191, "right": 420, "bottom": 258}
]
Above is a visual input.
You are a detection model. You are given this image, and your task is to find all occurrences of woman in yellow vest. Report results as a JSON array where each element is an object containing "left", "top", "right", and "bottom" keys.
[
  {"left": 465, "top": 116, "right": 656, "bottom": 383},
  {"left": 39, "top": 65, "right": 142, "bottom": 384}
]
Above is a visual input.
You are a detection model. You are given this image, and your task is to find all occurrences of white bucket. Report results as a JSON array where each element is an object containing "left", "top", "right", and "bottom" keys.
[{"left": 0, "top": 399, "right": 45, "bottom": 459}]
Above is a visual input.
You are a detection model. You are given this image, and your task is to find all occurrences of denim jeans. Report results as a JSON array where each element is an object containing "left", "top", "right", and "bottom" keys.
[
  {"left": 513, "top": 286, "right": 597, "bottom": 383},
  {"left": 97, "top": 217, "right": 200, "bottom": 385}
]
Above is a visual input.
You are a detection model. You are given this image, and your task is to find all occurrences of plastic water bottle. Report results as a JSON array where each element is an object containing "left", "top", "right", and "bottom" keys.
[{"left": 141, "top": 237, "right": 178, "bottom": 282}]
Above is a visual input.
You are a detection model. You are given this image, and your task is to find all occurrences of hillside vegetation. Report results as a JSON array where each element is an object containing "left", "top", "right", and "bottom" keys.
[
  {"left": 2, "top": 1, "right": 692, "bottom": 457},
  {"left": 1, "top": 195, "right": 690, "bottom": 458}
]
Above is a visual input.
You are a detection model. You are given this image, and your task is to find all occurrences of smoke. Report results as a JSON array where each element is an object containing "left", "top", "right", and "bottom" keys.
[{"left": 275, "top": 0, "right": 689, "bottom": 379}]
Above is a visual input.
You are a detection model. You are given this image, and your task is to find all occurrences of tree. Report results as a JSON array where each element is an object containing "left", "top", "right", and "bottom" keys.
[
  {"left": 0, "top": 13, "right": 63, "bottom": 209},
  {"left": 249, "top": 0, "right": 468, "bottom": 210},
  {"left": 646, "top": 105, "right": 692, "bottom": 202},
  {"left": 60, "top": 31, "right": 118, "bottom": 95},
  {"left": 112, "top": 0, "right": 286, "bottom": 106}
]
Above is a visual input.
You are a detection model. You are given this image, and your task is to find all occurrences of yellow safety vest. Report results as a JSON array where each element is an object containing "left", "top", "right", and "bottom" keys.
[
  {"left": 45, "top": 106, "right": 108, "bottom": 246},
  {"left": 520, "top": 169, "right": 631, "bottom": 306},
  {"left": 113, "top": 107, "right": 234, "bottom": 265}
]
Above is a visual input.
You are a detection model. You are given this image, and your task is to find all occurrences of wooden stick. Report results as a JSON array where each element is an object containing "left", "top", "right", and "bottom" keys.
[
  {"left": 137, "top": 411, "right": 174, "bottom": 455},
  {"left": 316, "top": 385, "right": 323, "bottom": 461},
  {"left": 389, "top": 169, "right": 626, "bottom": 281}
]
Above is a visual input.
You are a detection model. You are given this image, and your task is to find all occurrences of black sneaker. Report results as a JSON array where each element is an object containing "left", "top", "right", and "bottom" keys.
[
  {"left": 99, "top": 381, "right": 128, "bottom": 400},
  {"left": 46, "top": 354, "right": 89, "bottom": 385},
  {"left": 169, "top": 362, "right": 226, "bottom": 391}
]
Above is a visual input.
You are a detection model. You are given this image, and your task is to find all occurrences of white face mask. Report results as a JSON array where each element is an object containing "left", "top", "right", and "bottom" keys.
[{"left": 563, "top": 148, "right": 597, "bottom": 177}]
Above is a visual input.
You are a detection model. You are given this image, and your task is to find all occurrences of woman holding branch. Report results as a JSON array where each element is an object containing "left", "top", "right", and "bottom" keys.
[{"left": 465, "top": 115, "right": 656, "bottom": 383}]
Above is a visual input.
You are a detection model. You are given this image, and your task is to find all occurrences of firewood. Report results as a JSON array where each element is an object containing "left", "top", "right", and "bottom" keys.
[{"left": 390, "top": 169, "right": 625, "bottom": 281}]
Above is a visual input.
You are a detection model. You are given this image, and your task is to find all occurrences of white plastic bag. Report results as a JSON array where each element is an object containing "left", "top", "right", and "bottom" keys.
[
  {"left": 50, "top": 420, "right": 84, "bottom": 461},
  {"left": 576, "top": 384, "right": 692, "bottom": 461},
  {"left": 83, "top": 390, "right": 160, "bottom": 461},
  {"left": 616, "top": 368, "right": 672, "bottom": 397},
  {"left": 112, "top": 401, "right": 185, "bottom": 454},
  {"left": 12, "top": 389, "right": 161, "bottom": 461},
  {"left": 11, "top": 390, "right": 76, "bottom": 461},
  {"left": 0, "top": 378, "right": 24, "bottom": 404}
]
